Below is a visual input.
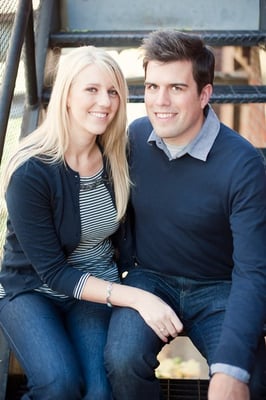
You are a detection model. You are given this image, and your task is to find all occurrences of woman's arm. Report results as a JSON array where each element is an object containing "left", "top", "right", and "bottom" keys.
[{"left": 81, "top": 275, "right": 183, "bottom": 342}]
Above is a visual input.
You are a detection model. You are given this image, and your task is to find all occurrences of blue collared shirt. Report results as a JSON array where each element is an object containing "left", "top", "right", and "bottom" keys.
[{"left": 148, "top": 105, "right": 220, "bottom": 162}]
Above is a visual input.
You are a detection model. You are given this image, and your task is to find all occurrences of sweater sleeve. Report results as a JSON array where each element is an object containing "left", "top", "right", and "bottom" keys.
[
  {"left": 212, "top": 151, "right": 266, "bottom": 374},
  {"left": 5, "top": 162, "right": 86, "bottom": 297}
]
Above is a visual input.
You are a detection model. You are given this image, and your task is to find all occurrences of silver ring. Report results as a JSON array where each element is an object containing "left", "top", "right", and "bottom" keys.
[{"left": 159, "top": 327, "right": 165, "bottom": 332}]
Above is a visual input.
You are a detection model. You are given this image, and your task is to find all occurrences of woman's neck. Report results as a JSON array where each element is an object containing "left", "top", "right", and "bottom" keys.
[{"left": 65, "top": 142, "right": 103, "bottom": 177}]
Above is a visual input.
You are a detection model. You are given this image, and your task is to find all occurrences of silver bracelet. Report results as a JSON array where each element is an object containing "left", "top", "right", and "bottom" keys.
[{"left": 106, "top": 282, "right": 113, "bottom": 308}]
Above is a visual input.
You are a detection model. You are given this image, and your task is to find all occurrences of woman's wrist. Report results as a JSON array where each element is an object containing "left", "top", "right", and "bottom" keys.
[{"left": 106, "top": 282, "right": 113, "bottom": 307}]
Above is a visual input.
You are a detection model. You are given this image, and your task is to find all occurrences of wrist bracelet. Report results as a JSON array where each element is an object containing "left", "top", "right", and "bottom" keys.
[{"left": 106, "top": 282, "right": 113, "bottom": 308}]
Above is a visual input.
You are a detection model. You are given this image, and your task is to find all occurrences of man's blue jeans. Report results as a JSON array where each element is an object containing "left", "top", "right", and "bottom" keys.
[
  {"left": 0, "top": 292, "right": 113, "bottom": 400},
  {"left": 104, "top": 268, "right": 266, "bottom": 400}
]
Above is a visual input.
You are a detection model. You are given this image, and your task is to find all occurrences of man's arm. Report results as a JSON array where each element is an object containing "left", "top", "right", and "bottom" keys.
[{"left": 208, "top": 373, "right": 250, "bottom": 400}]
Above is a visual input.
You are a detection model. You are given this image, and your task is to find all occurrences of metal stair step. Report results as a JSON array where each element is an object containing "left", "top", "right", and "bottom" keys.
[
  {"left": 42, "top": 84, "right": 266, "bottom": 105},
  {"left": 46, "top": 30, "right": 266, "bottom": 104},
  {"left": 49, "top": 30, "right": 266, "bottom": 49},
  {"left": 128, "top": 84, "right": 266, "bottom": 104}
]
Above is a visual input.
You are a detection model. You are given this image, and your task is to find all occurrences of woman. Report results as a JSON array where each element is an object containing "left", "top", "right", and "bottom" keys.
[{"left": 0, "top": 46, "right": 182, "bottom": 400}]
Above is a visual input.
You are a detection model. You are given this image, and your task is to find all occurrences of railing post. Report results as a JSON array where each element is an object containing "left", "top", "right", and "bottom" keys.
[
  {"left": 24, "top": 1, "right": 38, "bottom": 108},
  {"left": 0, "top": 0, "right": 32, "bottom": 164}
]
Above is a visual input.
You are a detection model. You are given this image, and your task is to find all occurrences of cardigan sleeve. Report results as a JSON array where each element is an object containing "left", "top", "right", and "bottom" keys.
[{"left": 4, "top": 160, "right": 86, "bottom": 297}]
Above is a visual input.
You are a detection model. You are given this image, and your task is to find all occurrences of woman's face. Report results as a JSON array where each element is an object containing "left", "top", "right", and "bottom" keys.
[{"left": 67, "top": 63, "right": 120, "bottom": 141}]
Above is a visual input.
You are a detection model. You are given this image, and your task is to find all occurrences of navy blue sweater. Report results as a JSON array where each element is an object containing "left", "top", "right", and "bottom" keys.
[{"left": 127, "top": 115, "right": 266, "bottom": 374}]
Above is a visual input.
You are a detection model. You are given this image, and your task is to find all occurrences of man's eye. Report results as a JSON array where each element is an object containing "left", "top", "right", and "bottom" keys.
[
  {"left": 172, "top": 85, "right": 182, "bottom": 91},
  {"left": 145, "top": 84, "right": 157, "bottom": 90}
]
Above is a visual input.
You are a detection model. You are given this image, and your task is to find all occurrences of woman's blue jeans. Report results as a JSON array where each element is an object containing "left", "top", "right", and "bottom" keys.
[
  {"left": 0, "top": 291, "right": 113, "bottom": 400},
  {"left": 104, "top": 268, "right": 266, "bottom": 400}
]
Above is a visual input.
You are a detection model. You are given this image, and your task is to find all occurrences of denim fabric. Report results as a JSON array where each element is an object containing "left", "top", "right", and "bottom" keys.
[
  {"left": 104, "top": 268, "right": 266, "bottom": 400},
  {"left": 0, "top": 292, "right": 113, "bottom": 400}
]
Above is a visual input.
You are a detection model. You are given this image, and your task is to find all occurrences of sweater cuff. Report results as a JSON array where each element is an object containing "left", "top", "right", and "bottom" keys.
[
  {"left": 73, "top": 273, "right": 91, "bottom": 299},
  {"left": 210, "top": 363, "right": 250, "bottom": 384}
]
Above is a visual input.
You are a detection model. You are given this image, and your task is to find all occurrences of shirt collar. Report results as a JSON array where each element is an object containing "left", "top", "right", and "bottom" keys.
[{"left": 147, "top": 105, "right": 220, "bottom": 161}]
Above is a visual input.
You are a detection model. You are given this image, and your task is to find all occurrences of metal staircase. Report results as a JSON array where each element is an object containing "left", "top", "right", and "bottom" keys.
[{"left": 47, "top": 30, "right": 266, "bottom": 104}]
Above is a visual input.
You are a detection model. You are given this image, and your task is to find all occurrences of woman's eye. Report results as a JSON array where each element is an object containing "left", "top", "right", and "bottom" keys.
[
  {"left": 108, "top": 89, "right": 118, "bottom": 97},
  {"left": 86, "top": 87, "right": 97, "bottom": 93}
]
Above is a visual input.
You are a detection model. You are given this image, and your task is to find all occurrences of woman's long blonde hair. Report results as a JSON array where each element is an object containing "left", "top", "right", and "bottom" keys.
[{"left": 2, "top": 46, "right": 130, "bottom": 220}]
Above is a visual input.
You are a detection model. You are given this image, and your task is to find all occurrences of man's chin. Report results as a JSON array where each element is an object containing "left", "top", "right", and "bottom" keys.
[{"left": 152, "top": 128, "right": 173, "bottom": 139}]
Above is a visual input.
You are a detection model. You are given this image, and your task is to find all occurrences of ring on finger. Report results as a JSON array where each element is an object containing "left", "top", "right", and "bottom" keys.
[{"left": 159, "top": 327, "right": 166, "bottom": 332}]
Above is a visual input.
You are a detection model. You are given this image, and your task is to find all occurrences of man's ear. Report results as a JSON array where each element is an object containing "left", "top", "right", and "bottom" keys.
[{"left": 200, "top": 84, "right": 213, "bottom": 109}]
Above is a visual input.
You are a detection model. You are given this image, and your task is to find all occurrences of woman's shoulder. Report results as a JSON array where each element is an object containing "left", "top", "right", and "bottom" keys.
[
  {"left": 14, "top": 156, "right": 62, "bottom": 176},
  {"left": 9, "top": 158, "right": 66, "bottom": 194}
]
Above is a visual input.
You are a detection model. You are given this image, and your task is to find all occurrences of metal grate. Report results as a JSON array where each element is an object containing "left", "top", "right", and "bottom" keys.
[{"left": 160, "top": 379, "right": 209, "bottom": 400}]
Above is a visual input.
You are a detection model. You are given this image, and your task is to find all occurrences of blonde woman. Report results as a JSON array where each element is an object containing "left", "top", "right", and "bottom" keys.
[{"left": 0, "top": 46, "right": 182, "bottom": 400}]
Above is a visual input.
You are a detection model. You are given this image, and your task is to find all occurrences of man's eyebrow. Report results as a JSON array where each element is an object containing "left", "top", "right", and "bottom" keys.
[{"left": 144, "top": 81, "right": 188, "bottom": 87}]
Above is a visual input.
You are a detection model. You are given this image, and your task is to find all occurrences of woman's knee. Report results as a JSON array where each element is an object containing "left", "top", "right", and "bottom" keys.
[{"left": 24, "top": 363, "right": 83, "bottom": 399}]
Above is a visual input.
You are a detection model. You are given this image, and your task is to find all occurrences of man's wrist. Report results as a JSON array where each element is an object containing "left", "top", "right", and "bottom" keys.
[{"left": 210, "top": 363, "right": 250, "bottom": 384}]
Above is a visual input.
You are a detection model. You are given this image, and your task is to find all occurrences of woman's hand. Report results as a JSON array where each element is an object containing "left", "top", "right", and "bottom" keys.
[{"left": 132, "top": 291, "right": 183, "bottom": 342}]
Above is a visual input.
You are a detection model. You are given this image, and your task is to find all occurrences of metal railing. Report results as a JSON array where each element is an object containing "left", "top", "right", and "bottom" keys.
[{"left": 0, "top": 0, "right": 38, "bottom": 164}]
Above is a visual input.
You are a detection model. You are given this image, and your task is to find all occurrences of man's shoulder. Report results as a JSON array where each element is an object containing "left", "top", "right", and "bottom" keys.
[
  {"left": 219, "top": 123, "right": 263, "bottom": 157},
  {"left": 128, "top": 116, "right": 153, "bottom": 139}
]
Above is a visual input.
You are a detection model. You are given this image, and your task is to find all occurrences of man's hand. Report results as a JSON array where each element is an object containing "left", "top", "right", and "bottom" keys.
[{"left": 208, "top": 373, "right": 250, "bottom": 400}]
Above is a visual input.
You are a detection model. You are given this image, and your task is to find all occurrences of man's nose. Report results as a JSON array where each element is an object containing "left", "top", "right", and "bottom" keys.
[{"left": 155, "top": 88, "right": 171, "bottom": 106}]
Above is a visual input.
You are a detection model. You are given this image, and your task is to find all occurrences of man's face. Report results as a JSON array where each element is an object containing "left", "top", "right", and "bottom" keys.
[{"left": 144, "top": 60, "right": 212, "bottom": 146}]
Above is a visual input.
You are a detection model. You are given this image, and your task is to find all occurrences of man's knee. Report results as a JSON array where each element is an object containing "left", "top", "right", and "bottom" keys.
[
  {"left": 249, "top": 378, "right": 266, "bottom": 400},
  {"left": 249, "top": 339, "right": 266, "bottom": 400}
]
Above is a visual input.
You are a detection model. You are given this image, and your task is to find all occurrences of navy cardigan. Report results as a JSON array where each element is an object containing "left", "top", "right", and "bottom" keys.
[{"left": 0, "top": 157, "right": 118, "bottom": 299}]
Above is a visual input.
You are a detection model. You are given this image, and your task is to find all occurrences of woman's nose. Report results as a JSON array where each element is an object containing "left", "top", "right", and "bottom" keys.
[{"left": 98, "top": 90, "right": 111, "bottom": 106}]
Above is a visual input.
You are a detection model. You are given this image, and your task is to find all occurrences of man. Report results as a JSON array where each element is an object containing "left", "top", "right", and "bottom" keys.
[{"left": 105, "top": 30, "right": 266, "bottom": 400}]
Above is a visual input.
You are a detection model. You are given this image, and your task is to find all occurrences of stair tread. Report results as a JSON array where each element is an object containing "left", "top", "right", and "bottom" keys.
[
  {"left": 129, "top": 84, "right": 266, "bottom": 103},
  {"left": 42, "top": 84, "right": 266, "bottom": 104},
  {"left": 49, "top": 30, "right": 266, "bottom": 48}
]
